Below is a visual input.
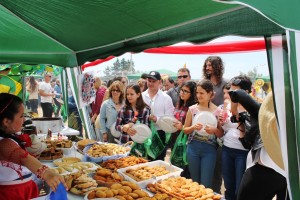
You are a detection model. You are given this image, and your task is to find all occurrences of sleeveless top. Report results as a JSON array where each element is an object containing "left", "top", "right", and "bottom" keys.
[{"left": 187, "top": 104, "right": 221, "bottom": 146}]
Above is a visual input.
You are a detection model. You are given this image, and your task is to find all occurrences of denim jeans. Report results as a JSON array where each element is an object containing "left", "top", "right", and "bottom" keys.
[
  {"left": 187, "top": 140, "right": 217, "bottom": 188},
  {"left": 28, "top": 99, "right": 38, "bottom": 113},
  {"left": 222, "top": 145, "right": 249, "bottom": 200}
]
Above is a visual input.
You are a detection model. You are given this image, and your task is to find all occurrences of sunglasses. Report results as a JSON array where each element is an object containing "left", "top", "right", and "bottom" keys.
[
  {"left": 111, "top": 89, "right": 121, "bottom": 93},
  {"left": 232, "top": 78, "right": 242, "bottom": 85},
  {"left": 180, "top": 89, "right": 191, "bottom": 94},
  {"left": 177, "top": 75, "right": 188, "bottom": 79}
]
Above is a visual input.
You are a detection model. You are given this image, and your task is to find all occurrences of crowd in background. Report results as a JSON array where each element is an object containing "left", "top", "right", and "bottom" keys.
[
  {"left": 25, "top": 74, "right": 63, "bottom": 118},
  {"left": 15, "top": 55, "right": 287, "bottom": 200},
  {"left": 86, "top": 55, "right": 288, "bottom": 200}
]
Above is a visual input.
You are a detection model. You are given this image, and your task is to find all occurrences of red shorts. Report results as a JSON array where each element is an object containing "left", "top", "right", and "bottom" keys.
[{"left": 0, "top": 179, "right": 38, "bottom": 200}]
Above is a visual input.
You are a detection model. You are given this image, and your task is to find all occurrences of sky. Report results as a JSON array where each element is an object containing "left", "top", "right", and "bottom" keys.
[{"left": 84, "top": 36, "right": 269, "bottom": 80}]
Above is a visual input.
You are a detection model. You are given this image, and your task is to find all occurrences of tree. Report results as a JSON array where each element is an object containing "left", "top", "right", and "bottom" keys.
[
  {"left": 239, "top": 67, "right": 262, "bottom": 82},
  {"left": 104, "top": 58, "right": 135, "bottom": 76},
  {"left": 103, "top": 66, "right": 110, "bottom": 76}
]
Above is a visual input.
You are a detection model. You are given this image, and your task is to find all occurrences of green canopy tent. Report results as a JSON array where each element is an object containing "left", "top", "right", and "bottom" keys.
[
  {"left": 0, "top": 1, "right": 284, "bottom": 66},
  {"left": 2, "top": 0, "right": 284, "bottom": 141},
  {"left": 1, "top": 1, "right": 300, "bottom": 197}
]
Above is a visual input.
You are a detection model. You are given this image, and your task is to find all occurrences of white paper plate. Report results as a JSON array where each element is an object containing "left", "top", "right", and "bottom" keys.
[
  {"left": 131, "top": 124, "right": 152, "bottom": 143},
  {"left": 110, "top": 122, "right": 121, "bottom": 138},
  {"left": 158, "top": 116, "right": 178, "bottom": 133},
  {"left": 192, "top": 111, "right": 218, "bottom": 134}
]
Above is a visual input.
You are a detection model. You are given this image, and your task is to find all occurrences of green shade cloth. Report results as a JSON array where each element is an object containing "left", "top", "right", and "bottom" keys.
[{"left": 0, "top": 1, "right": 284, "bottom": 67}]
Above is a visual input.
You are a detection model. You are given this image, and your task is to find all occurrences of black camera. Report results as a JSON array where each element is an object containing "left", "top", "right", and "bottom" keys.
[{"left": 230, "top": 111, "right": 248, "bottom": 123}]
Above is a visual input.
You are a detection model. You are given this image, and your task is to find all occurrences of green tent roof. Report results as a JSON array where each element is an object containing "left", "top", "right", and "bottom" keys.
[{"left": 0, "top": 0, "right": 284, "bottom": 67}]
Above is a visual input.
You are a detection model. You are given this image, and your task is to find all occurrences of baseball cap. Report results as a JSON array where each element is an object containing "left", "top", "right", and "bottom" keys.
[{"left": 147, "top": 71, "right": 161, "bottom": 80}]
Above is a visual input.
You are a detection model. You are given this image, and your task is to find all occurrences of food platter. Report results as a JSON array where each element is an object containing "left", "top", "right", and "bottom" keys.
[
  {"left": 49, "top": 166, "right": 79, "bottom": 175},
  {"left": 53, "top": 157, "right": 81, "bottom": 166},
  {"left": 131, "top": 124, "right": 152, "bottom": 143},
  {"left": 83, "top": 143, "right": 130, "bottom": 163}
]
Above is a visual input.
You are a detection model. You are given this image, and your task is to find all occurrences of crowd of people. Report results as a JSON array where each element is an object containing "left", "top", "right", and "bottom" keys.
[
  {"left": 89, "top": 56, "right": 288, "bottom": 200},
  {"left": 0, "top": 55, "right": 289, "bottom": 200},
  {"left": 25, "top": 73, "right": 64, "bottom": 118}
]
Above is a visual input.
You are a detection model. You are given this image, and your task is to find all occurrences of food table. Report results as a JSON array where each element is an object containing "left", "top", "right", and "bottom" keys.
[{"left": 38, "top": 140, "right": 224, "bottom": 200}]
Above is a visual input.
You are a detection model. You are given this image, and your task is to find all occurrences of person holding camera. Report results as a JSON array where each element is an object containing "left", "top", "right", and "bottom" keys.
[
  {"left": 228, "top": 77, "right": 288, "bottom": 200},
  {"left": 218, "top": 78, "right": 251, "bottom": 200}
]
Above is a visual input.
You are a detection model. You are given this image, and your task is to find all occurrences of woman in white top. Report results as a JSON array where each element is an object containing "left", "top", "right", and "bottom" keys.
[{"left": 218, "top": 81, "right": 249, "bottom": 200}]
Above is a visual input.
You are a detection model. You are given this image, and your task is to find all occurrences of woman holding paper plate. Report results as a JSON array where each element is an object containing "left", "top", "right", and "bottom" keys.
[
  {"left": 99, "top": 81, "right": 125, "bottom": 143},
  {"left": 115, "top": 84, "right": 151, "bottom": 144},
  {"left": 183, "top": 80, "right": 224, "bottom": 188},
  {"left": 170, "top": 81, "right": 197, "bottom": 150}
]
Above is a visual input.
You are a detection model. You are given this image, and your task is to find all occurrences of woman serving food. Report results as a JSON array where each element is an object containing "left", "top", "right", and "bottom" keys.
[{"left": 0, "top": 93, "right": 67, "bottom": 200}]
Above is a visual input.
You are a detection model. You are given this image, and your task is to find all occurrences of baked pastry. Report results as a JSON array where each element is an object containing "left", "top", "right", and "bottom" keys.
[{"left": 77, "top": 139, "right": 96, "bottom": 150}]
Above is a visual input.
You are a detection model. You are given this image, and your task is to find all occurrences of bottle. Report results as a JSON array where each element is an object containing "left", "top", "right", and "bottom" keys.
[
  {"left": 58, "top": 132, "right": 61, "bottom": 140},
  {"left": 47, "top": 129, "right": 52, "bottom": 138},
  {"left": 222, "top": 100, "right": 229, "bottom": 123}
]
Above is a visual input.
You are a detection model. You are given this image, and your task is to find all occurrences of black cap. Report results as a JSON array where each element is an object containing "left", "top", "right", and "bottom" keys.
[{"left": 147, "top": 71, "right": 161, "bottom": 80}]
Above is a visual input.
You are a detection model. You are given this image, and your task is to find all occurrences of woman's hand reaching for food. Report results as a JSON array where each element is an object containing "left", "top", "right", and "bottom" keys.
[{"left": 43, "top": 170, "right": 68, "bottom": 192}]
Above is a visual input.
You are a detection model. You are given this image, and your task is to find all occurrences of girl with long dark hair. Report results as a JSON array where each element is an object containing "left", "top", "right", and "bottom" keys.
[
  {"left": 115, "top": 84, "right": 151, "bottom": 144},
  {"left": 0, "top": 93, "right": 67, "bottom": 200}
]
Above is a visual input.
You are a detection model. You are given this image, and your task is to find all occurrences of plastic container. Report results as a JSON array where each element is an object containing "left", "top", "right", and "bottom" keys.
[
  {"left": 83, "top": 142, "right": 130, "bottom": 163},
  {"left": 117, "top": 160, "right": 183, "bottom": 189}
]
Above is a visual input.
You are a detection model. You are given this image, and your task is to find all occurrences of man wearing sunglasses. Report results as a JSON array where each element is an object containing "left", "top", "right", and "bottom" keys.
[
  {"left": 167, "top": 68, "right": 191, "bottom": 107},
  {"left": 39, "top": 73, "right": 55, "bottom": 117}
]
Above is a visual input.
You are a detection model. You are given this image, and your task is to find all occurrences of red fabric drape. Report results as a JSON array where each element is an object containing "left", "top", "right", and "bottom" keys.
[
  {"left": 81, "top": 56, "right": 115, "bottom": 71},
  {"left": 144, "top": 39, "right": 265, "bottom": 54},
  {"left": 82, "top": 39, "right": 265, "bottom": 70}
]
